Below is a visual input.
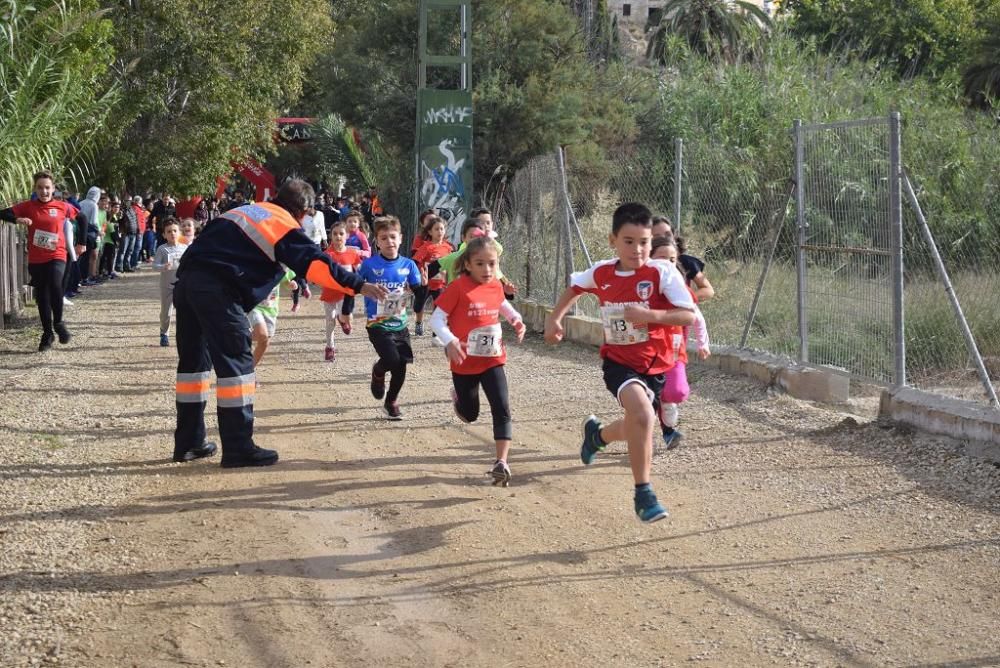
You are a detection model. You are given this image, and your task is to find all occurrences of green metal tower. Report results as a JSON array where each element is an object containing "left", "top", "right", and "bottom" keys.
[{"left": 415, "top": 0, "right": 473, "bottom": 243}]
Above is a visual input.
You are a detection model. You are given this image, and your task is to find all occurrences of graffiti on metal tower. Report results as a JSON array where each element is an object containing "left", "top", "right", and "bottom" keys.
[{"left": 417, "top": 89, "right": 474, "bottom": 242}]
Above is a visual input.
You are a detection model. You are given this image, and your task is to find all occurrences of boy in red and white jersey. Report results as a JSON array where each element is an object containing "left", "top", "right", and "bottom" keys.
[{"left": 545, "top": 202, "right": 695, "bottom": 523}]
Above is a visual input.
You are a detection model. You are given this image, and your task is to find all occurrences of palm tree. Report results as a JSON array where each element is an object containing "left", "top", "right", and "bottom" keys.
[
  {"left": 0, "top": 0, "right": 117, "bottom": 205},
  {"left": 963, "top": 21, "right": 1000, "bottom": 109},
  {"left": 311, "top": 115, "right": 389, "bottom": 190},
  {"left": 646, "top": 0, "right": 772, "bottom": 65}
]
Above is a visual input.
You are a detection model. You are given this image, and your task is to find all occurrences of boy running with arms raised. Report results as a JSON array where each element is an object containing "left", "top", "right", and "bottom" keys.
[{"left": 544, "top": 203, "right": 695, "bottom": 523}]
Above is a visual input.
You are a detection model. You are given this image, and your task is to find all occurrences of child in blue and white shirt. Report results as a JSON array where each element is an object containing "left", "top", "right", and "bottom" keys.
[{"left": 357, "top": 215, "right": 424, "bottom": 420}]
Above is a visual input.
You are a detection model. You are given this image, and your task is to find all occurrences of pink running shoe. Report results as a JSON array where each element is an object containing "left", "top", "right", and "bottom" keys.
[{"left": 324, "top": 346, "right": 336, "bottom": 362}]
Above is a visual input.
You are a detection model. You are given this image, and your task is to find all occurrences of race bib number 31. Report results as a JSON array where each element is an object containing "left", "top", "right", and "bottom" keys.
[
  {"left": 467, "top": 323, "right": 502, "bottom": 357},
  {"left": 600, "top": 305, "right": 649, "bottom": 346},
  {"left": 33, "top": 229, "right": 59, "bottom": 251}
]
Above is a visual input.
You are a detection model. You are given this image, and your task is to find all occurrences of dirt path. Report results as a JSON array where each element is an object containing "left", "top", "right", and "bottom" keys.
[{"left": 1, "top": 269, "right": 998, "bottom": 668}]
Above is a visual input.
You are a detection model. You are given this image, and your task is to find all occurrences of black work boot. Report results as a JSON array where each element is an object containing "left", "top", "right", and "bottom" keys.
[
  {"left": 172, "top": 441, "right": 218, "bottom": 463},
  {"left": 221, "top": 445, "right": 279, "bottom": 469}
]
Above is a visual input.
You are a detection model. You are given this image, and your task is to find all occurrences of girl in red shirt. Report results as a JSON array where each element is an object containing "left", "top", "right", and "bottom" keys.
[
  {"left": 650, "top": 236, "right": 711, "bottom": 450},
  {"left": 320, "top": 220, "right": 363, "bottom": 360},
  {"left": 430, "top": 236, "right": 526, "bottom": 486},
  {"left": 410, "top": 213, "right": 453, "bottom": 336},
  {"left": 409, "top": 209, "right": 436, "bottom": 256},
  {"left": 0, "top": 170, "right": 77, "bottom": 351}
]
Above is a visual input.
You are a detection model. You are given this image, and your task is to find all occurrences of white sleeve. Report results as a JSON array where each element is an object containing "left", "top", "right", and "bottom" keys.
[
  {"left": 691, "top": 305, "right": 710, "bottom": 350},
  {"left": 569, "top": 263, "right": 600, "bottom": 291},
  {"left": 153, "top": 245, "right": 168, "bottom": 269},
  {"left": 429, "top": 306, "right": 459, "bottom": 347},
  {"left": 315, "top": 211, "right": 326, "bottom": 243},
  {"left": 499, "top": 300, "right": 522, "bottom": 324},
  {"left": 64, "top": 219, "right": 76, "bottom": 261},
  {"left": 654, "top": 261, "right": 695, "bottom": 310}
]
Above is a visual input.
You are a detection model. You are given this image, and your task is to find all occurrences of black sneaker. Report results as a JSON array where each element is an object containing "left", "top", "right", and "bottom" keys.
[
  {"left": 662, "top": 426, "right": 683, "bottom": 450},
  {"left": 172, "top": 441, "right": 218, "bottom": 463},
  {"left": 384, "top": 400, "right": 403, "bottom": 420},
  {"left": 489, "top": 460, "right": 512, "bottom": 487},
  {"left": 54, "top": 322, "right": 71, "bottom": 345},
  {"left": 38, "top": 332, "right": 54, "bottom": 352},
  {"left": 370, "top": 365, "right": 386, "bottom": 400},
  {"left": 220, "top": 445, "right": 279, "bottom": 468}
]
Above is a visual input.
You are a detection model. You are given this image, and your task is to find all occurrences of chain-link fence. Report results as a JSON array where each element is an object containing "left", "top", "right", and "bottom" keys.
[{"left": 499, "top": 114, "right": 1000, "bottom": 409}]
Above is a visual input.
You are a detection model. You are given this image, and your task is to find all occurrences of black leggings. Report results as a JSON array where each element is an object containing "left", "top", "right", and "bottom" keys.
[
  {"left": 368, "top": 328, "right": 413, "bottom": 403},
  {"left": 411, "top": 286, "right": 442, "bottom": 314},
  {"left": 453, "top": 365, "right": 512, "bottom": 441},
  {"left": 28, "top": 261, "right": 66, "bottom": 334},
  {"left": 100, "top": 242, "right": 117, "bottom": 275}
]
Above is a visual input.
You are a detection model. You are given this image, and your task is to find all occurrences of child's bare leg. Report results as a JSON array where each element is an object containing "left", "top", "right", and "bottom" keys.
[
  {"left": 251, "top": 325, "right": 269, "bottom": 368},
  {"left": 598, "top": 384, "right": 654, "bottom": 485},
  {"left": 495, "top": 438, "right": 511, "bottom": 463}
]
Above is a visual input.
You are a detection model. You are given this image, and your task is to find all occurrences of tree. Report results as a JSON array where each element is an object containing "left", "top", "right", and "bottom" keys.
[
  {"left": 646, "top": 0, "right": 772, "bottom": 65},
  {"left": 0, "top": 0, "right": 117, "bottom": 205},
  {"left": 94, "top": 0, "right": 333, "bottom": 195},
  {"left": 963, "top": 15, "right": 1000, "bottom": 108},
  {"left": 781, "top": 0, "right": 987, "bottom": 78},
  {"left": 298, "top": 0, "right": 636, "bottom": 197}
]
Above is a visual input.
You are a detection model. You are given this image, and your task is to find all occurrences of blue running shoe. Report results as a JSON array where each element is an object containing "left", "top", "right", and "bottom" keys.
[
  {"left": 634, "top": 488, "right": 669, "bottom": 523},
  {"left": 580, "top": 415, "right": 605, "bottom": 465},
  {"left": 160, "top": 334, "right": 169, "bottom": 347},
  {"left": 662, "top": 427, "right": 683, "bottom": 450}
]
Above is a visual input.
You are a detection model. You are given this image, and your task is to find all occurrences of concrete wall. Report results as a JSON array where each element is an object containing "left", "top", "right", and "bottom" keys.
[
  {"left": 518, "top": 298, "right": 1000, "bottom": 459},
  {"left": 880, "top": 387, "right": 1000, "bottom": 462},
  {"left": 608, "top": 0, "right": 665, "bottom": 24}
]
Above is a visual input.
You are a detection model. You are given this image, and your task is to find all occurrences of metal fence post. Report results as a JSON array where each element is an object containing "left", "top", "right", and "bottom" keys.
[
  {"left": 793, "top": 120, "right": 808, "bottom": 363},
  {"left": 889, "top": 111, "right": 906, "bottom": 388},
  {"left": 557, "top": 146, "right": 589, "bottom": 267},
  {"left": 673, "top": 138, "right": 683, "bottom": 232},
  {"left": 740, "top": 182, "right": 795, "bottom": 349},
  {"left": 902, "top": 173, "right": 998, "bottom": 408}
]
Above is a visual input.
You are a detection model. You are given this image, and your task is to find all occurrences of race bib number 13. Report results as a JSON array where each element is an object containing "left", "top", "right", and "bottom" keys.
[{"left": 600, "top": 305, "right": 649, "bottom": 345}]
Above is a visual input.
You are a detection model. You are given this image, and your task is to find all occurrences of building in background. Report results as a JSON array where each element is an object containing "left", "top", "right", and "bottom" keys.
[{"left": 609, "top": 0, "right": 772, "bottom": 25}]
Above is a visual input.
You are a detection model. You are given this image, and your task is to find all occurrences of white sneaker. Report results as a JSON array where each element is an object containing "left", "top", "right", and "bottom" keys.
[
  {"left": 63, "top": 297, "right": 74, "bottom": 307},
  {"left": 660, "top": 402, "right": 679, "bottom": 429}
]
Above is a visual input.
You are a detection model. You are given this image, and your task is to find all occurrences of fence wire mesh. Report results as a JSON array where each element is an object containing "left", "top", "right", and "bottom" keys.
[
  {"left": 680, "top": 141, "right": 796, "bottom": 357},
  {"left": 496, "top": 115, "right": 998, "bottom": 408},
  {"left": 903, "top": 163, "right": 1000, "bottom": 405},
  {"left": 798, "top": 119, "right": 896, "bottom": 383},
  {"left": 497, "top": 153, "right": 571, "bottom": 308}
]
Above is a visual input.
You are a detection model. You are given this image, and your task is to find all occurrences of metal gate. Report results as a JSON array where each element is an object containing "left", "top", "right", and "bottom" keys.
[{"left": 793, "top": 114, "right": 904, "bottom": 385}]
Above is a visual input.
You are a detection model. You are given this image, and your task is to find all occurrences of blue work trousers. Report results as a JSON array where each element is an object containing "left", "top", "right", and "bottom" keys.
[{"left": 172, "top": 268, "right": 256, "bottom": 461}]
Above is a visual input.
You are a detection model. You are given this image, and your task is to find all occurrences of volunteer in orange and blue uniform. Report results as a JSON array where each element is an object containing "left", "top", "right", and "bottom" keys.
[{"left": 171, "top": 179, "right": 387, "bottom": 468}]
